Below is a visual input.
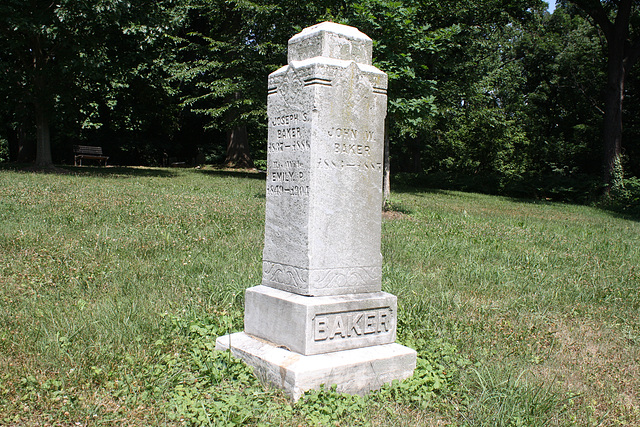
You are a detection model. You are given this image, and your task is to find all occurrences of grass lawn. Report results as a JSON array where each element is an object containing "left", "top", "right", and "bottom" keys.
[{"left": 1, "top": 165, "right": 638, "bottom": 426}]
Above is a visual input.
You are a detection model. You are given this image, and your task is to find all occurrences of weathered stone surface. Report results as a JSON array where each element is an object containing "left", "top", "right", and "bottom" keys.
[
  {"left": 263, "top": 22, "right": 388, "bottom": 296},
  {"left": 215, "top": 332, "right": 417, "bottom": 402},
  {"left": 244, "top": 285, "right": 397, "bottom": 355},
  {"left": 217, "top": 22, "right": 416, "bottom": 400},
  {"left": 287, "top": 21, "right": 373, "bottom": 65}
]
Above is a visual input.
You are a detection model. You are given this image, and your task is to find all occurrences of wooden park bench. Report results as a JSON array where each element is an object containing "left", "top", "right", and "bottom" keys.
[{"left": 73, "top": 145, "right": 109, "bottom": 166}]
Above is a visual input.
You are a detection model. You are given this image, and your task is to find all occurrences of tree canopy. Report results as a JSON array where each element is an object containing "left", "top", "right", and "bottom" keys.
[{"left": 1, "top": 0, "right": 639, "bottom": 207}]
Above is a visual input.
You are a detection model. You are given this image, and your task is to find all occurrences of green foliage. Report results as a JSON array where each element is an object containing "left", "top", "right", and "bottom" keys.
[
  {"left": 155, "top": 315, "right": 282, "bottom": 426},
  {"left": 171, "top": 0, "right": 283, "bottom": 153},
  {"left": 347, "top": 0, "right": 447, "bottom": 137},
  {"left": 0, "top": 0, "right": 637, "bottom": 200},
  {"left": 565, "top": 0, "right": 640, "bottom": 188},
  {"left": 156, "top": 313, "right": 466, "bottom": 426},
  {"left": 253, "top": 159, "right": 268, "bottom": 171},
  {"left": 462, "top": 366, "right": 566, "bottom": 426},
  {"left": 380, "top": 338, "right": 462, "bottom": 410},
  {"left": 297, "top": 387, "right": 368, "bottom": 425},
  {"left": 599, "top": 176, "right": 640, "bottom": 215},
  {"left": 0, "top": 0, "right": 188, "bottom": 165},
  {"left": 0, "top": 138, "right": 8, "bottom": 162}
]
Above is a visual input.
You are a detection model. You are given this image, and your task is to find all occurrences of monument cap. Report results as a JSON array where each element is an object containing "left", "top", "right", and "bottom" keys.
[{"left": 288, "top": 22, "right": 373, "bottom": 65}]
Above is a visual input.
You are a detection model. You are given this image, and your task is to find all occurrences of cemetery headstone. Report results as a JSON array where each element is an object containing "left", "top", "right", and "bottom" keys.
[{"left": 216, "top": 21, "right": 416, "bottom": 401}]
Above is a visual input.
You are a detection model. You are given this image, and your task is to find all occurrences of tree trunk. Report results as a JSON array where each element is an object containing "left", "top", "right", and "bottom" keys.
[
  {"left": 31, "top": 33, "right": 53, "bottom": 168},
  {"left": 34, "top": 101, "right": 53, "bottom": 167},
  {"left": 569, "top": 0, "right": 639, "bottom": 193},
  {"left": 11, "top": 122, "right": 34, "bottom": 163},
  {"left": 7, "top": 101, "right": 33, "bottom": 162},
  {"left": 17, "top": 128, "right": 34, "bottom": 163},
  {"left": 601, "top": 23, "right": 627, "bottom": 191},
  {"left": 225, "top": 125, "right": 254, "bottom": 168},
  {"left": 223, "top": 91, "right": 253, "bottom": 169}
]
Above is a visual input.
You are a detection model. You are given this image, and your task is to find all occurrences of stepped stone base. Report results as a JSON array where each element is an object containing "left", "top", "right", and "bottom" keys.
[
  {"left": 215, "top": 332, "right": 417, "bottom": 401},
  {"left": 245, "top": 285, "right": 397, "bottom": 355}
]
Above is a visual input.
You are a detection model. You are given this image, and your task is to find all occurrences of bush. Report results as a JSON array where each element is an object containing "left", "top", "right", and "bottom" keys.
[
  {"left": 601, "top": 176, "right": 640, "bottom": 215},
  {"left": 0, "top": 138, "right": 8, "bottom": 163}
]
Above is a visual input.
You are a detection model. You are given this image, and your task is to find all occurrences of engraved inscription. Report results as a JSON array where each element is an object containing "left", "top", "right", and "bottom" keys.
[
  {"left": 326, "top": 128, "right": 375, "bottom": 161},
  {"left": 271, "top": 113, "right": 308, "bottom": 126},
  {"left": 268, "top": 110, "right": 311, "bottom": 153},
  {"left": 270, "top": 170, "right": 304, "bottom": 182},
  {"left": 267, "top": 139, "right": 310, "bottom": 152},
  {"left": 314, "top": 308, "right": 393, "bottom": 341},
  {"left": 328, "top": 128, "right": 374, "bottom": 141},
  {"left": 317, "top": 158, "right": 382, "bottom": 172},
  {"left": 273, "top": 159, "right": 304, "bottom": 169},
  {"left": 268, "top": 109, "right": 311, "bottom": 197},
  {"left": 277, "top": 127, "right": 301, "bottom": 139},
  {"left": 328, "top": 127, "right": 358, "bottom": 139},
  {"left": 334, "top": 143, "right": 371, "bottom": 156},
  {"left": 266, "top": 185, "right": 309, "bottom": 196}
]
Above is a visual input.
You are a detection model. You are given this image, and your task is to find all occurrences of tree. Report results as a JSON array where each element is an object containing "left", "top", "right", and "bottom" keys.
[
  {"left": 173, "top": 0, "right": 446, "bottom": 173},
  {"left": 0, "top": 0, "right": 64, "bottom": 166},
  {"left": 173, "top": 0, "right": 286, "bottom": 168},
  {"left": 340, "top": 0, "right": 455, "bottom": 204},
  {"left": 565, "top": 0, "right": 640, "bottom": 190},
  {"left": 0, "top": 0, "right": 186, "bottom": 167},
  {"left": 397, "top": 0, "right": 548, "bottom": 187},
  {"left": 518, "top": 9, "right": 605, "bottom": 183}
]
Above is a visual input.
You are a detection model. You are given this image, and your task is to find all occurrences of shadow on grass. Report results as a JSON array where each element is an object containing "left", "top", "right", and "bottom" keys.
[
  {"left": 390, "top": 174, "right": 640, "bottom": 222},
  {"left": 64, "top": 166, "right": 180, "bottom": 178},
  {"left": 66, "top": 165, "right": 269, "bottom": 180},
  {"left": 0, "top": 163, "right": 180, "bottom": 178},
  {"left": 0, "top": 163, "right": 269, "bottom": 184},
  {"left": 391, "top": 183, "right": 464, "bottom": 199},
  {"left": 383, "top": 196, "right": 415, "bottom": 216},
  {"left": 594, "top": 205, "right": 640, "bottom": 222},
  {"left": 195, "top": 168, "right": 267, "bottom": 180}
]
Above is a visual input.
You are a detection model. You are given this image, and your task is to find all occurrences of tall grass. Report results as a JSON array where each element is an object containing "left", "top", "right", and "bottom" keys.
[
  {"left": 1, "top": 168, "right": 261, "bottom": 369},
  {"left": 1, "top": 166, "right": 638, "bottom": 425},
  {"left": 384, "top": 188, "right": 640, "bottom": 425}
]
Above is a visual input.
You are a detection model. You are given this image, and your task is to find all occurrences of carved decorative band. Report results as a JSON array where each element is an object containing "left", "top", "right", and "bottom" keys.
[
  {"left": 310, "top": 266, "right": 381, "bottom": 289},
  {"left": 372, "top": 87, "right": 387, "bottom": 94},
  {"left": 267, "top": 87, "right": 278, "bottom": 95},
  {"left": 262, "top": 261, "right": 307, "bottom": 289},
  {"left": 263, "top": 263, "right": 381, "bottom": 291}
]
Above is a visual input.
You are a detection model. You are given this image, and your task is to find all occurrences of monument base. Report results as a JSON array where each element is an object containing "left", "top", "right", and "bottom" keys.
[
  {"left": 245, "top": 285, "right": 397, "bottom": 355},
  {"left": 216, "top": 332, "right": 417, "bottom": 401}
]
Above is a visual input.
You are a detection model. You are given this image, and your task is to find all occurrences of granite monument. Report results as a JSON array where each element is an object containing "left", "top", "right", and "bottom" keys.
[{"left": 216, "top": 21, "right": 416, "bottom": 401}]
